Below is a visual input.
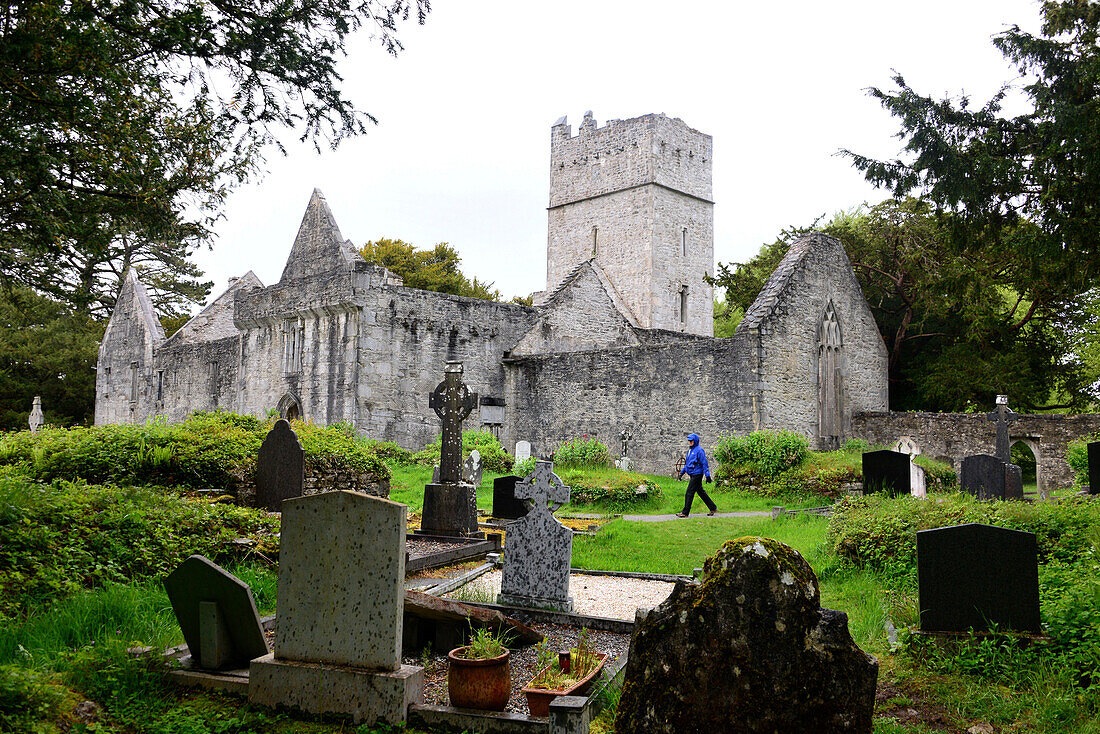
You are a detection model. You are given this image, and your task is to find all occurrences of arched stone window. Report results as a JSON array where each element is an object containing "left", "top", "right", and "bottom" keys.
[
  {"left": 277, "top": 392, "right": 302, "bottom": 422},
  {"left": 818, "top": 301, "right": 844, "bottom": 449}
]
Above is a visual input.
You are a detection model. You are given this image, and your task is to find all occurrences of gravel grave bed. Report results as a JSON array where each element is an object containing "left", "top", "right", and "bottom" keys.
[
  {"left": 406, "top": 623, "right": 630, "bottom": 717},
  {"left": 406, "top": 537, "right": 476, "bottom": 561},
  {"left": 444, "top": 570, "right": 675, "bottom": 621}
]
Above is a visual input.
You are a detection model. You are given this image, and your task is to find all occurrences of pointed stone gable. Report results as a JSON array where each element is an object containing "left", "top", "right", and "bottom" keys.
[
  {"left": 167, "top": 271, "right": 263, "bottom": 345},
  {"left": 511, "top": 259, "right": 641, "bottom": 355},
  {"left": 279, "top": 189, "right": 364, "bottom": 283},
  {"left": 107, "top": 270, "right": 166, "bottom": 348}
]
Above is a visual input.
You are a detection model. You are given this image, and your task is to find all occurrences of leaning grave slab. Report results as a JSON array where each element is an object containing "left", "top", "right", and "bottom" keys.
[
  {"left": 614, "top": 537, "right": 878, "bottom": 733},
  {"left": 164, "top": 555, "right": 268, "bottom": 671},
  {"left": 917, "top": 523, "right": 1041, "bottom": 634},
  {"left": 249, "top": 490, "right": 423, "bottom": 725}
]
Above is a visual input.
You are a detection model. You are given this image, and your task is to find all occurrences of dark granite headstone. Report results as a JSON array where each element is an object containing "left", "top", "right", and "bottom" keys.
[
  {"left": 1088, "top": 441, "right": 1100, "bottom": 495},
  {"left": 917, "top": 523, "right": 1040, "bottom": 633},
  {"left": 862, "top": 450, "right": 911, "bottom": 497},
  {"left": 255, "top": 419, "right": 304, "bottom": 511},
  {"left": 960, "top": 454, "right": 1022, "bottom": 500},
  {"left": 163, "top": 555, "right": 268, "bottom": 669},
  {"left": 492, "top": 475, "right": 529, "bottom": 520}
]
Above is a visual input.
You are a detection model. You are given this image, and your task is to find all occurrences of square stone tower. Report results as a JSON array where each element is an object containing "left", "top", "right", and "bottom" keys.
[{"left": 546, "top": 112, "right": 714, "bottom": 335}]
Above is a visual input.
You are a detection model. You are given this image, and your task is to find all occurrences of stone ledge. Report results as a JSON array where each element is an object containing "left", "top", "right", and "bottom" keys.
[{"left": 408, "top": 704, "right": 546, "bottom": 734}]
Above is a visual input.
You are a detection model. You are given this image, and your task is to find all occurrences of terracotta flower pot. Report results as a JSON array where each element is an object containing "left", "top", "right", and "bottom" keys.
[
  {"left": 447, "top": 646, "right": 511, "bottom": 711},
  {"left": 522, "top": 652, "right": 608, "bottom": 717}
]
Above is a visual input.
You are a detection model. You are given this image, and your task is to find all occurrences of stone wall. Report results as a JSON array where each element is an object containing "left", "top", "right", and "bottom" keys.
[
  {"left": 95, "top": 271, "right": 165, "bottom": 425},
  {"left": 852, "top": 411, "right": 1100, "bottom": 492},
  {"left": 233, "top": 464, "right": 389, "bottom": 506}
]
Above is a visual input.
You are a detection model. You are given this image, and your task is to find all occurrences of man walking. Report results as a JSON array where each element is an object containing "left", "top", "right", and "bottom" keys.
[{"left": 676, "top": 433, "right": 717, "bottom": 518}]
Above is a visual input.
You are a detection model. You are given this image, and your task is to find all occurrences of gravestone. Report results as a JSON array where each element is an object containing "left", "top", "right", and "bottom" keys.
[
  {"left": 985, "top": 394, "right": 1019, "bottom": 463},
  {"left": 862, "top": 450, "right": 910, "bottom": 497},
  {"left": 515, "top": 440, "right": 532, "bottom": 462},
  {"left": 615, "top": 537, "right": 878, "bottom": 732},
  {"left": 498, "top": 460, "right": 573, "bottom": 611},
  {"left": 28, "top": 396, "right": 43, "bottom": 433},
  {"left": 615, "top": 456, "right": 633, "bottom": 471},
  {"left": 419, "top": 362, "right": 481, "bottom": 538},
  {"left": 1088, "top": 441, "right": 1099, "bottom": 494},
  {"left": 891, "top": 436, "right": 921, "bottom": 456},
  {"left": 255, "top": 419, "right": 305, "bottom": 511},
  {"left": 917, "top": 523, "right": 1040, "bottom": 633},
  {"left": 163, "top": 555, "right": 268, "bottom": 670},
  {"left": 910, "top": 461, "right": 927, "bottom": 499},
  {"left": 961, "top": 454, "right": 1023, "bottom": 500},
  {"left": 249, "top": 491, "right": 423, "bottom": 724},
  {"left": 491, "top": 475, "right": 528, "bottom": 520},
  {"left": 618, "top": 429, "right": 633, "bottom": 460},
  {"left": 463, "top": 449, "right": 482, "bottom": 487}
]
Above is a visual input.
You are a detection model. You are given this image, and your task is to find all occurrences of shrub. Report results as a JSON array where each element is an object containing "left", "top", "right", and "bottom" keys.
[
  {"left": 913, "top": 454, "right": 957, "bottom": 492},
  {"left": 361, "top": 439, "right": 415, "bottom": 466},
  {"left": 712, "top": 430, "right": 809, "bottom": 478},
  {"left": 842, "top": 438, "right": 870, "bottom": 453},
  {"left": 554, "top": 436, "right": 612, "bottom": 469},
  {"left": 1067, "top": 432, "right": 1100, "bottom": 488},
  {"left": 514, "top": 457, "right": 535, "bottom": 477},
  {"left": 560, "top": 469, "right": 660, "bottom": 508},
  {"left": 0, "top": 665, "right": 67, "bottom": 734},
  {"left": 0, "top": 411, "right": 390, "bottom": 491},
  {"left": 827, "top": 493, "right": 1100, "bottom": 576},
  {"left": 412, "top": 430, "right": 514, "bottom": 474}
]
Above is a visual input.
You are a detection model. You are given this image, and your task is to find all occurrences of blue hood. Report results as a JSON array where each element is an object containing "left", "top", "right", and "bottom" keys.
[{"left": 687, "top": 433, "right": 699, "bottom": 447}]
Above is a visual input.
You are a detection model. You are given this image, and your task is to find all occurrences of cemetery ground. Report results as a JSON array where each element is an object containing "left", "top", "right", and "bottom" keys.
[{"left": 0, "top": 420, "right": 1098, "bottom": 733}]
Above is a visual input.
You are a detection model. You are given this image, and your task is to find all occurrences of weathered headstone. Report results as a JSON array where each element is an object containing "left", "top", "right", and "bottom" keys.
[
  {"left": 28, "top": 396, "right": 43, "bottom": 433},
  {"left": 961, "top": 454, "right": 1023, "bottom": 500},
  {"left": 917, "top": 523, "right": 1040, "bottom": 633},
  {"left": 498, "top": 460, "right": 573, "bottom": 611},
  {"left": 419, "top": 362, "right": 481, "bottom": 538},
  {"left": 515, "top": 440, "right": 532, "bottom": 462},
  {"left": 618, "top": 429, "right": 633, "bottom": 460},
  {"left": 255, "top": 419, "right": 305, "bottom": 511},
  {"left": 615, "top": 537, "right": 878, "bottom": 732},
  {"left": 615, "top": 456, "right": 633, "bottom": 471},
  {"left": 491, "top": 475, "right": 528, "bottom": 520},
  {"left": 1088, "top": 441, "right": 1099, "bottom": 495},
  {"left": 463, "top": 449, "right": 482, "bottom": 487},
  {"left": 862, "top": 450, "right": 910, "bottom": 497},
  {"left": 249, "top": 491, "right": 423, "bottom": 724},
  {"left": 163, "top": 555, "right": 268, "bottom": 670},
  {"left": 910, "top": 461, "right": 927, "bottom": 499},
  {"left": 891, "top": 436, "right": 921, "bottom": 456},
  {"left": 986, "top": 394, "right": 1019, "bottom": 463}
]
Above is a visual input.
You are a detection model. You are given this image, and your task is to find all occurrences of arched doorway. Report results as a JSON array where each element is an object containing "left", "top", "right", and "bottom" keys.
[
  {"left": 277, "top": 392, "right": 302, "bottom": 422},
  {"left": 1011, "top": 440, "right": 1039, "bottom": 498}
]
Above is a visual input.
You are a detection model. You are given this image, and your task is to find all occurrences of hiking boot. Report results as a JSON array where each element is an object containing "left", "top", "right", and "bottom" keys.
[{"left": 675, "top": 512, "right": 688, "bottom": 518}]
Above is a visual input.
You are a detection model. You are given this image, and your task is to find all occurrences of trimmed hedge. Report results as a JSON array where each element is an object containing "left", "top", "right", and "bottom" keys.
[{"left": 0, "top": 412, "right": 389, "bottom": 490}]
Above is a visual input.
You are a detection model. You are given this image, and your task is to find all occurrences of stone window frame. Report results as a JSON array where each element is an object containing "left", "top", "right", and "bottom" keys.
[
  {"left": 682, "top": 227, "right": 688, "bottom": 257},
  {"left": 282, "top": 318, "right": 305, "bottom": 375},
  {"left": 679, "top": 285, "right": 689, "bottom": 326}
]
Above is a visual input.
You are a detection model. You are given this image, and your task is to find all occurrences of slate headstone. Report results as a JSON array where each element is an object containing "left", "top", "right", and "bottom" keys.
[
  {"left": 163, "top": 555, "right": 268, "bottom": 670},
  {"left": 498, "top": 460, "right": 573, "bottom": 611},
  {"left": 1088, "top": 441, "right": 1100, "bottom": 495},
  {"left": 492, "top": 475, "right": 528, "bottom": 520},
  {"left": 255, "top": 419, "right": 305, "bottom": 511},
  {"left": 463, "top": 449, "right": 483, "bottom": 487},
  {"left": 28, "top": 396, "right": 43, "bottom": 433},
  {"left": 615, "top": 537, "right": 878, "bottom": 732},
  {"left": 515, "top": 440, "right": 532, "bottom": 462},
  {"left": 917, "top": 523, "right": 1041, "bottom": 633},
  {"left": 862, "top": 450, "right": 910, "bottom": 497},
  {"left": 960, "top": 454, "right": 1022, "bottom": 500}
]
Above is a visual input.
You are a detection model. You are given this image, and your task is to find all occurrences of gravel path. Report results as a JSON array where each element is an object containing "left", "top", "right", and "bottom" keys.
[
  {"left": 445, "top": 570, "right": 674, "bottom": 621},
  {"left": 408, "top": 623, "right": 630, "bottom": 717}
]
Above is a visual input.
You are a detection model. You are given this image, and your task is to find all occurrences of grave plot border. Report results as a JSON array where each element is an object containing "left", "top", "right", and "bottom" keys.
[{"left": 405, "top": 533, "right": 501, "bottom": 574}]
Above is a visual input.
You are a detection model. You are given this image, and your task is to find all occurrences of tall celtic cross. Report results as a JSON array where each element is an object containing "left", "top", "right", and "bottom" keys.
[
  {"left": 985, "top": 394, "right": 1018, "bottom": 463},
  {"left": 516, "top": 460, "right": 570, "bottom": 515},
  {"left": 619, "top": 429, "right": 633, "bottom": 459},
  {"left": 428, "top": 361, "right": 478, "bottom": 484}
]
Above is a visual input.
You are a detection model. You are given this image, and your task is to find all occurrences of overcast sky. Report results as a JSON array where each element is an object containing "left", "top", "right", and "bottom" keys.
[{"left": 193, "top": 0, "right": 1041, "bottom": 306}]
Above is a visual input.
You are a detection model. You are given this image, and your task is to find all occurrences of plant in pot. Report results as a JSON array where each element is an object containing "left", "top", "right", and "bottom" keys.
[
  {"left": 448, "top": 624, "right": 515, "bottom": 711},
  {"left": 522, "top": 629, "right": 608, "bottom": 717}
]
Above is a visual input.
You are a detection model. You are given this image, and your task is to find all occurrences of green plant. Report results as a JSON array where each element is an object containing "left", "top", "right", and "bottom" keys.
[
  {"left": 554, "top": 436, "right": 613, "bottom": 469},
  {"left": 514, "top": 456, "right": 535, "bottom": 477},
  {"left": 456, "top": 624, "right": 512, "bottom": 660},
  {"left": 713, "top": 430, "right": 809, "bottom": 478},
  {"left": 411, "top": 429, "right": 514, "bottom": 473},
  {"left": 1067, "top": 433, "right": 1099, "bottom": 488},
  {"left": 0, "top": 665, "right": 67, "bottom": 734},
  {"left": 842, "top": 438, "right": 870, "bottom": 453}
]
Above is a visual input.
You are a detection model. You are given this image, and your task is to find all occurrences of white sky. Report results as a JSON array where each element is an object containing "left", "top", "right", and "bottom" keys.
[{"left": 194, "top": 0, "right": 1042, "bottom": 305}]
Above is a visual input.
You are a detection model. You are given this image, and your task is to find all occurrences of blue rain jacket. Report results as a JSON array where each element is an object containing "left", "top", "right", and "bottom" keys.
[{"left": 682, "top": 433, "right": 710, "bottom": 478}]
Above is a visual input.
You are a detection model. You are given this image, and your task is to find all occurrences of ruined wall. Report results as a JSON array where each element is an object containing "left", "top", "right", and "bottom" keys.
[
  {"left": 852, "top": 411, "right": 1100, "bottom": 492},
  {"left": 356, "top": 282, "right": 537, "bottom": 450},
  {"left": 739, "top": 233, "right": 888, "bottom": 449},
  {"left": 154, "top": 336, "right": 240, "bottom": 421},
  {"left": 505, "top": 335, "right": 760, "bottom": 475},
  {"left": 546, "top": 112, "right": 713, "bottom": 334}
]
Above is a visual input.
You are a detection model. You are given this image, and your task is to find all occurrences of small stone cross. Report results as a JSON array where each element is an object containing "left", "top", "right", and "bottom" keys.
[
  {"left": 516, "top": 460, "right": 570, "bottom": 514},
  {"left": 28, "top": 396, "right": 43, "bottom": 433},
  {"left": 428, "top": 361, "right": 478, "bottom": 485},
  {"left": 619, "top": 429, "right": 633, "bottom": 459},
  {"left": 985, "top": 394, "right": 1018, "bottom": 463}
]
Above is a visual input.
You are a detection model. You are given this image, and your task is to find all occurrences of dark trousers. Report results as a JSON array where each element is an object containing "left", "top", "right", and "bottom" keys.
[{"left": 682, "top": 473, "right": 717, "bottom": 515}]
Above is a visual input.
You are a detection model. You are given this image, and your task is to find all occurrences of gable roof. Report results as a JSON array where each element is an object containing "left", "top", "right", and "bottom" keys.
[
  {"left": 165, "top": 271, "right": 263, "bottom": 346},
  {"left": 543, "top": 258, "right": 640, "bottom": 328},
  {"left": 738, "top": 232, "right": 845, "bottom": 332},
  {"left": 119, "top": 269, "right": 166, "bottom": 342},
  {"left": 279, "top": 189, "right": 364, "bottom": 282}
]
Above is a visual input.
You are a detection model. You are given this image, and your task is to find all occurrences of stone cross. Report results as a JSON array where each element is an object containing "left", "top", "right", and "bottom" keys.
[
  {"left": 619, "top": 429, "right": 633, "bottom": 459},
  {"left": 28, "top": 396, "right": 43, "bottom": 433},
  {"left": 985, "top": 394, "right": 1018, "bottom": 463},
  {"left": 517, "top": 459, "right": 571, "bottom": 512},
  {"left": 428, "top": 361, "right": 478, "bottom": 485}
]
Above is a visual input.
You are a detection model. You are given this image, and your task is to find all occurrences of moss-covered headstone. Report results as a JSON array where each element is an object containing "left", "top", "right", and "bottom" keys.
[{"left": 615, "top": 537, "right": 878, "bottom": 733}]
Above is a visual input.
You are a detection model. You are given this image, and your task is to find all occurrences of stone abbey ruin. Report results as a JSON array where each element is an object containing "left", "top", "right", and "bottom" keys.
[{"left": 94, "top": 111, "right": 892, "bottom": 473}]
